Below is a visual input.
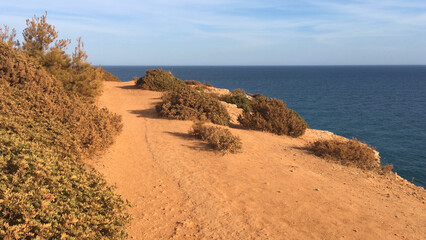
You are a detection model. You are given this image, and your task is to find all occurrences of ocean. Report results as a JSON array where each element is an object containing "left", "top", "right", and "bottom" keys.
[{"left": 103, "top": 65, "right": 426, "bottom": 188}]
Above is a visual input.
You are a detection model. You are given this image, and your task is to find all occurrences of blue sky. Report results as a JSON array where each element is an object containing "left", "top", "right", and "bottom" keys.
[{"left": 1, "top": 0, "right": 426, "bottom": 65}]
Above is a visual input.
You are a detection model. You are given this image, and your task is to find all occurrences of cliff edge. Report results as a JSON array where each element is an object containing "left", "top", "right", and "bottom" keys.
[{"left": 95, "top": 80, "right": 425, "bottom": 240}]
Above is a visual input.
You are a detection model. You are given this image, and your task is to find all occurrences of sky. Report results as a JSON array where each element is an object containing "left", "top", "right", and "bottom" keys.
[{"left": 1, "top": 0, "right": 426, "bottom": 65}]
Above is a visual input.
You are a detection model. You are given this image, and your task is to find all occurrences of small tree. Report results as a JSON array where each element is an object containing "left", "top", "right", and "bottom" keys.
[
  {"left": 72, "top": 37, "right": 89, "bottom": 70},
  {"left": 19, "top": 12, "right": 103, "bottom": 101},
  {"left": 22, "top": 12, "right": 61, "bottom": 60},
  {"left": 0, "top": 25, "right": 19, "bottom": 48},
  {"left": 21, "top": 11, "right": 72, "bottom": 86}
]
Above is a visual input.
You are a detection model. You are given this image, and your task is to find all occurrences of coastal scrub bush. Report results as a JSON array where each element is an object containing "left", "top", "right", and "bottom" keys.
[
  {"left": 156, "top": 87, "right": 231, "bottom": 126},
  {"left": 0, "top": 42, "right": 129, "bottom": 238},
  {"left": 223, "top": 89, "right": 252, "bottom": 111},
  {"left": 190, "top": 122, "right": 242, "bottom": 153},
  {"left": 136, "top": 68, "right": 185, "bottom": 91},
  {"left": 184, "top": 80, "right": 203, "bottom": 86},
  {"left": 238, "top": 95, "right": 308, "bottom": 137},
  {"left": 0, "top": 132, "right": 129, "bottom": 239},
  {"left": 308, "top": 138, "right": 393, "bottom": 173},
  {"left": 0, "top": 42, "right": 122, "bottom": 157}
]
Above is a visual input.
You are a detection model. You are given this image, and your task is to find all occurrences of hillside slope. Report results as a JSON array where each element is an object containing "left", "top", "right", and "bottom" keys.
[
  {"left": 96, "top": 80, "right": 425, "bottom": 240},
  {"left": 0, "top": 42, "right": 128, "bottom": 239}
]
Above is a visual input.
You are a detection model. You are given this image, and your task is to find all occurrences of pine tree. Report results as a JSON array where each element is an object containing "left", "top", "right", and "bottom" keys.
[
  {"left": 22, "top": 12, "right": 61, "bottom": 60},
  {"left": 18, "top": 12, "right": 103, "bottom": 101},
  {"left": 0, "top": 24, "right": 19, "bottom": 48}
]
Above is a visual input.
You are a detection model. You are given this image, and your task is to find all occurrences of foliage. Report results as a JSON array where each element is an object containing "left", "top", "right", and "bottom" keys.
[
  {"left": 184, "top": 80, "right": 203, "bottom": 86},
  {"left": 0, "top": 12, "right": 114, "bottom": 101},
  {"left": 223, "top": 89, "right": 252, "bottom": 111},
  {"left": 308, "top": 138, "right": 393, "bottom": 173},
  {"left": 136, "top": 69, "right": 185, "bottom": 91},
  {"left": 0, "top": 25, "right": 19, "bottom": 48},
  {"left": 156, "top": 87, "right": 231, "bottom": 126},
  {"left": 184, "top": 80, "right": 212, "bottom": 88},
  {"left": 22, "top": 12, "right": 60, "bottom": 60},
  {"left": 190, "top": 122, "right": 242, "bottom": 153},
  {"left": 0, "top": 42, "right": 129, "bottom": 238},
  {"left": 238, "top": 95, "right": 308, "bottom": 137},
  {"left": 288, "top": 109, "right": 309, "bottom": 129}
]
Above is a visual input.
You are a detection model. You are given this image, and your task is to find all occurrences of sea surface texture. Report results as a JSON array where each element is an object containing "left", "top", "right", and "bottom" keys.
[{"left": 103, "top": 66, "right": 426, "bottom": 187}]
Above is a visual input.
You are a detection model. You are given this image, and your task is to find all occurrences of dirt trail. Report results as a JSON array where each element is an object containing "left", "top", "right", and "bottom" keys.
[{"left": 96, "top": 81, "right": 425, "bottom": 239}]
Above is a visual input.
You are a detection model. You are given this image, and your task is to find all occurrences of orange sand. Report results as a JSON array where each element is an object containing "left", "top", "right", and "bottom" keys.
[{"left": 95, "top": 81, "right": 425, "bottom": 239}]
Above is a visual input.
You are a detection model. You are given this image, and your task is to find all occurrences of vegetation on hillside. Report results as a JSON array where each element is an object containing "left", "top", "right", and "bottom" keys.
[
  {"left": 1, "top": 13, "right": 120, "bottom": 101},
  {"left": 184, "top": 80, "right": 203, "bottom": 86},
  {"left": 190, "top": 122, "right": 242, "bottom": 153},
  {"left": 156, "top": 86, "right": 231, "bottom": 126},
  {"left": 0, "top": 17, "right": 129, "bottom": 239},
  {"left": 238, "top": 94, "right": 308, "bottom": 137},
  {"left": 136, "top": 68, "right": 185, "bottom": 91},
  {"left": 223, "top": 89, "right": 252, "bottom": 111},
  {"left": 308, "top": 138, "right": 393, "bottom": 173}
]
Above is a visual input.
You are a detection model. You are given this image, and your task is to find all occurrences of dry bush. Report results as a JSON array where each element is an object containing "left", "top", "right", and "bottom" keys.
[
  {"left": 0, "top": 42, "right": 129, "bottom": 239},
  {"left": 308, "top": 138, "right": 393, "bottom": 173},
  {"left": 223, "top": 88, "right": 252, "bottom": 111},
  {"left": 190, "top": 122, "right": 242, "bottom": 153},
  {"left": 184, "top": 80, "right": 203, "bottom": 86},
  {"left": 238, "top": 95, "right": 308, "bottom": 137},
  {"left": 0, "top": 43, "right": 122, "bottom": 157},
  {"left": 156, "top": 87, "right": 231, "bottom": 126},
  {"left": 135, "top": 68, "right": 185, "bottom": 91}
]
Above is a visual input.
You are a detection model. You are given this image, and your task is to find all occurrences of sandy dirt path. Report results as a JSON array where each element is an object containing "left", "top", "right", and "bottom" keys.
[{"left": 96, "top": 81, "right": 425, "bottom": 239}]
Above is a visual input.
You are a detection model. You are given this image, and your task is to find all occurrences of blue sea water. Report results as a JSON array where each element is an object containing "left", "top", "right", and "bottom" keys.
[{"left": 103, "top": 65, "right": 426, "bottom": 188}]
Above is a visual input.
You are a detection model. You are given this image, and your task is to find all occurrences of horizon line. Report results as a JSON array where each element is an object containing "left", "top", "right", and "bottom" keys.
[{"left": 97, "top": 64, "right": 426, "bottom": 67}]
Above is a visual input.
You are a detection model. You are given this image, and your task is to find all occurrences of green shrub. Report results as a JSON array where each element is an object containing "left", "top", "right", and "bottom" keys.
[
  {"left": 238, "top": 96, "right": 308, "bottom": 137},
  {"left": 223, "top": 89, "right": 252, "bottom": 111},
  {"left": 308, "top": 138, "right": 392, "bottom": 173},
  {"left": 57, "top": 66, "right": 104, "bottom": 102},
  {"left": 4, "top": 13, "right": 105, "bottom": 102},
  {"left": 136, "top": 69, "right": 185, "bottom": 91},
  {"left": 156, "top": 87, "right": 231, "bottom": 126},
  {"left": 0, "top": 43, "right": 122, "bottom": 157},
  {"left": 184, "top": 80, "right": 203, "bottom": 86},
  {"left": 190, "top": 122, "right": 242, "bottom": 153},
  {"left": 0, "top": 132, "right": 129, "bottom": 239},
  {"left": 289, "top": 109, "right": 309, "bottom": 129},
  {"left": 0, "top": 42, "right": 129, "bottom": 238}
]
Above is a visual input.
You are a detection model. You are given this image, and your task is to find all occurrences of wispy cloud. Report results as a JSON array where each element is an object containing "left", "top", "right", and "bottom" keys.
[{"left": 1, "top": 0, "right": 425, "bottom": 64}]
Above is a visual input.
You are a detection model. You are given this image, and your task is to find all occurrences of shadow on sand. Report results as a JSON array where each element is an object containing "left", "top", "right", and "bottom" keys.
[
  {"left": 164, "top": 131, "right": 213, "bottom": 152},
  {"left": 128, "top": 109, "right": 161, "bottom": 119},
  {"left": 117, "top": 84, "right": 139, "bottom": 90}
]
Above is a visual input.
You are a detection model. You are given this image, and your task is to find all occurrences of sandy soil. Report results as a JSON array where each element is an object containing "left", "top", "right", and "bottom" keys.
[{"left": 95, "top": 81, "right": 425, "bottom": 240}]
